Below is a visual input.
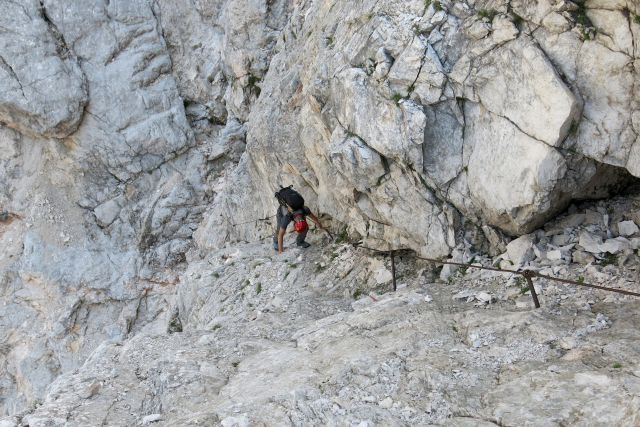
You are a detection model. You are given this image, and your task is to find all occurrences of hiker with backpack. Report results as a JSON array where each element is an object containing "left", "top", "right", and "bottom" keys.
[{"left": 273, "top": 186, "right": 327, "bottom": 254}]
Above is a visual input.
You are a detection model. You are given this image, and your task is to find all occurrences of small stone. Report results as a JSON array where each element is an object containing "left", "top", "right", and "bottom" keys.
[
  {"left": 559, "top": 337, "right": 577, "bottom": 350},
  {"left": 452, "top": 290, "right": 474, "bottom": 300},
  {"left": 142, "top": 414, "right": 163, "bottom": 424},
  {"left": 466, "top": 21, "right": 491, "bottom": 40},
  {"left": 542, "top": 12, "right": 571, "bottom": 32},
  {"left": 572, "top": 250, "right": 595, "bottom": 265},
  {"left": 600, "top": 237, "right": 631, "bottom": 254},
  {"left": 499, "top": 259, "right": 514, "bottom": 270},
  {"left": 546, "top": 249, "right": 563, "bottom": 261},
  {"left": 506, "top": 234, "right": 536, "bottom": 266},
  {"left": 379, "top": 397, "right": 393, "bottom": 409},
  {"left": 221, "top": 415, "right": 250, "bottom": 427},
  {"left": 492, "top": 16, "right": 519, "bottom": 43},
  {"left": 79, "top": 380, "right": 101, "bottom": 399},
  {"left": 504, "top": 287, "right": 521, "bottom": 300},
  {"left": 551, "top": 234, "right": 570, "bottom": 246},
  {"left": 554, "top": 0, "right": 579, "bottom": 12},
  {"left": 584, "top": 209, "right": 603, "bottom": 225},
  {"left": 206, "top": 142, "right": 227, "bottom": 161},
  {"left": 440, "top": 263, "right": 460, "bottom": 281},
  {"left": 557, "top": 213, "right": 585, "bottom": 229},
  {"left": 482, "top": 225, "right": 508, "bottom": 256},
  {"left": 431, "top": 10, "right": 447, "bottom": 25},
  {"left": 476, "top": 292, "right": 493, "bottom": 303},
  {"left": 578, "top": 231, "right": 603, "bottom": 253},
  {"left": 515, "top": 297, "right": 532, "bottom": 309},
  {"left": 374, "top": 267, "right": 393, "bottom": 285},
  {"left": 424, "top": 295, "right": 433, "bottom": 302},
  {"left": 618, "top": 220, "right": 639, "bottom": 237}
]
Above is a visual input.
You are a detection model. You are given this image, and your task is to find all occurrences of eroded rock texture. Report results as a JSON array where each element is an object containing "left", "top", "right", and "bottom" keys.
[
  {"left": 0, "top": 0, "right": 87, "bottom": 138},
  {"left": 0, "top": 0, "right": 639, "bottom": 422},
  {"left": 197, "top": 0, "right": 640, "bottom": 255}
]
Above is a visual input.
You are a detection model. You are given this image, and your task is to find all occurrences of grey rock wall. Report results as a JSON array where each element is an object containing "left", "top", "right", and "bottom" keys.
[
  {"left": 196, "top": 0, "right": 640, "bottom": 257},
  {"left": 0, "top": 0, "right": 293, "bottom": 415},
  {"left": 0, "top": 0, "right": 87, "bottom": 138},
  {"left": 0, "top": 0, "right": 639, "bottom": 418}
]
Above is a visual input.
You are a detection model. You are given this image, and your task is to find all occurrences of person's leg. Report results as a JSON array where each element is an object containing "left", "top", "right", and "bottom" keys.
[
  {"left": 296, "top": 227, "right": 309, "bottom": 247},
  {"left": 273, "top": 207, "right": 283, "bottom": 250}
]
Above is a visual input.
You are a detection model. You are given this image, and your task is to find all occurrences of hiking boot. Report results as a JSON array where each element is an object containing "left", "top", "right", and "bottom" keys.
[{"left": 297, "top": 241, "right": 311, "bottom": 248}]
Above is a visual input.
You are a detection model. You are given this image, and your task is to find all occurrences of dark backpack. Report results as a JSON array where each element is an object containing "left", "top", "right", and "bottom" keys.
[{"left": 275, "top": 186, "right": 305, "bottom": 210}]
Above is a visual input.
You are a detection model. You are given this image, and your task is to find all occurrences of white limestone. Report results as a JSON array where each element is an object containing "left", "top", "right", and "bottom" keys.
[{"left": 1, "top": 0, "right": 640, "bottom": 423}]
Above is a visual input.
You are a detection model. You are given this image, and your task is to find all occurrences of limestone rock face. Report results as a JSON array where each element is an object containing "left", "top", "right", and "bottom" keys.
[
  {"left": 0, "top": 0, "right": 252, "bottom": 415},
  {"left": 156, "top": 0, "right": 291, "bottom": 123},
  {"left": 1, "top": 0, "right": 640, "bottom": 421},
  {"left": 198, "top": 0, "right": 639, "bottom": 253},
  {"left": 42, "top": 0, "right": 194, "bottom": 181},
  {"left": 0, "top": 1, "right": 87, "bottom": 138},
  {"left": 472, "top": 36, "right": 581, "bottom": 147}
]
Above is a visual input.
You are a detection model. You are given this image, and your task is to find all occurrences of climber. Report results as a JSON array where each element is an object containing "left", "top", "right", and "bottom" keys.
[{"left": 273, "top": 186, "right": 327, "bottom": 254}]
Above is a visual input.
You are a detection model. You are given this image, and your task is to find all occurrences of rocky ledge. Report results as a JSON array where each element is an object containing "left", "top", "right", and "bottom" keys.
[{"left": 3, "top": 195, "right": 639, "bottom": 426}]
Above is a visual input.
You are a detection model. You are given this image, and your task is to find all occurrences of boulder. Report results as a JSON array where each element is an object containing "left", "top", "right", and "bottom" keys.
[{"left": 465, "top": 103, "right": 568, "bottom": 234}]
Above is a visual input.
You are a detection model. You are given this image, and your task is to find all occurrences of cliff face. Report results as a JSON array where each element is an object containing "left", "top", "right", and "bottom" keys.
[
  {"left": 196, "top": 0, "right": 640, "bottom": 255},
  {"left": 0, "top": 0, "right": 639, "bottom": 421},
  {"left": 0, "top": 0, "right": 270, "bottom": 414}
]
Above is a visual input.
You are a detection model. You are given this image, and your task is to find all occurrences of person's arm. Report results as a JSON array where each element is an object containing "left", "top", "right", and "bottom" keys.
[
  {"left": 308, "top": 212, "right": 324, "bottom": 229},
  {"left": 277, "top": 227, "right": 286, "bottom": 254}
]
